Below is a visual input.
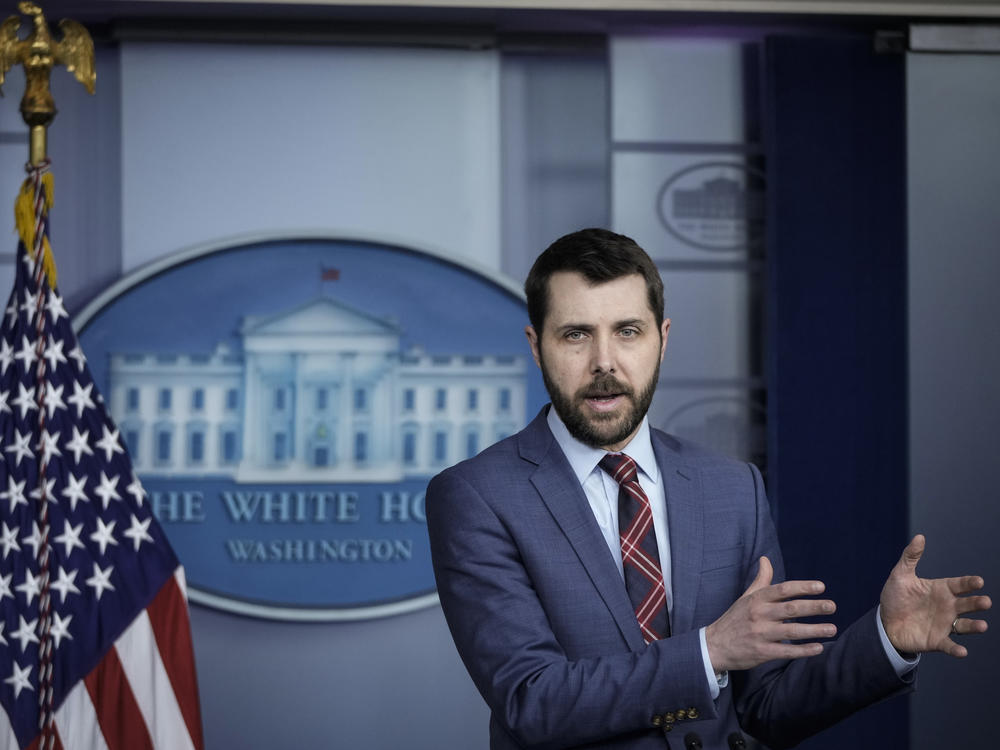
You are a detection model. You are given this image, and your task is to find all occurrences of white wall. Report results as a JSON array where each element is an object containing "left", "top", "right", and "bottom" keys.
[{"left": 120, "top": 42, "right": 501, "bottom": 273}]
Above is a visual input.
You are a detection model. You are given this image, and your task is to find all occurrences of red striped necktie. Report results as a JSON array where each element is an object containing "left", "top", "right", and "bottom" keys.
[{"left": 600, "top": 453, "right": 670, "bottom": 643}]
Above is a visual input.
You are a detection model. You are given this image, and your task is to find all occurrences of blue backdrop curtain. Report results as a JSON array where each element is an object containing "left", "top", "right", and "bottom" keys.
[{"left": 763, "top": 33, "right": 909, "bottom": 750}]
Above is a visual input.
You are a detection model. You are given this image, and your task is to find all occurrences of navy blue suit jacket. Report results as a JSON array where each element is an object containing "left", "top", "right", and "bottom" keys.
[{"left": 427, "top": 408, "right": 912, "bottom": 749}]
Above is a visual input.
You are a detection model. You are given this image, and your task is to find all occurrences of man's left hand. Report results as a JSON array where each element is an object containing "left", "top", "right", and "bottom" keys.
[{"left": 880, "top": 534, "right": 991, "bottom": 657}]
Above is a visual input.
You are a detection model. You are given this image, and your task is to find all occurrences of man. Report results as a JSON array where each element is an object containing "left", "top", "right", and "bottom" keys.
[{"left": 426, "top": 228, "right": 990, "bottom": 749}]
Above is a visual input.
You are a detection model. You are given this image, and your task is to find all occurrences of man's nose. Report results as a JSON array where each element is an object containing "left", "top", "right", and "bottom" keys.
[{"left": 591, "top": 335, "right": 616, "bottom": 374}]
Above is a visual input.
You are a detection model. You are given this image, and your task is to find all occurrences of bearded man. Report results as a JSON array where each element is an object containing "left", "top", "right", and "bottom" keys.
[{"left": 426, "top": 228, "right": 989, "bottom": 750}]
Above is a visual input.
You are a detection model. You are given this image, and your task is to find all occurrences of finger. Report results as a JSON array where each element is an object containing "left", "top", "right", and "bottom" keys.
[
  {"left": 744, "top": 556, "right": 773, "bottom": 596},
  {"left": 763, "top": 641, "right": 825, "bottom": 661},
  {"left": 899, "top": 534, "right": 925, "bottom": 572},
  {"left": 780, "top": 621, "right": 838, "bottom": 641},
  {"left": 773, "top": 598, "right": 837, "bottom": 620},
  {"left": 952, "top": 617, "right": 989, "bottom": 636},
  {"left": 946, "top": 575, "right": 986, "bottom": 595},
  {"left": 941, "top": 637, "right": 969, "bottom": 658},
  {"left": 766, "top": 579, "right": 827, "bottom": 602},
  {"left": 956, "top": 594, "right": 992, "bottom": 615}
]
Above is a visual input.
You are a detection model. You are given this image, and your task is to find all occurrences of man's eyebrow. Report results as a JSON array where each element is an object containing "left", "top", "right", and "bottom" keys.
[
  {"left": 615, "top": 318, "right": 646, "bottom": 328},
  {"left": 554, "top": 323, "right": 595, "bottom": 334}
]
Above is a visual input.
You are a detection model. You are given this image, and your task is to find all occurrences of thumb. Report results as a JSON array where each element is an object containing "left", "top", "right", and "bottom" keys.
[
  {"left": 745, "top": 556, "right": 773, "bottom": 596},
  {"left": 900, "top": 534, "right": 926, "bottom": 572}
]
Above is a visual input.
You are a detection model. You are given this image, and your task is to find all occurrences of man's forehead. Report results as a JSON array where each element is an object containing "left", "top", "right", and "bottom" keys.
[{"left": 544, "top": 271, "right": 653, "bottom": 321}]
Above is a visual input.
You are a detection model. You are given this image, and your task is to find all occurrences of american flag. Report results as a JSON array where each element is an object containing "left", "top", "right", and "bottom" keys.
[{"left": 0, "top": 172, "right": 204, "bottom": 749}]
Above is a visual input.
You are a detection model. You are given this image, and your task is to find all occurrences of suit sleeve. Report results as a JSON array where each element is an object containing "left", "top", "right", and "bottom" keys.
[{"left": 427, "top": 468, "right": 716, "bottom": 749}]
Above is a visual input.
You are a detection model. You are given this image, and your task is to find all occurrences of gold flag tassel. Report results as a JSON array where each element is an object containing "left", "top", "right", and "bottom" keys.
[{"left": 14, "top": 166, "right": 57, "bottom": 287}]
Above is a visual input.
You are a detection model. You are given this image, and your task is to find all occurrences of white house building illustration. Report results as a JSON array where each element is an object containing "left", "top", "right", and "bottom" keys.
[{"left": 108, "top": 296, "right": 526, "bottom": 482}]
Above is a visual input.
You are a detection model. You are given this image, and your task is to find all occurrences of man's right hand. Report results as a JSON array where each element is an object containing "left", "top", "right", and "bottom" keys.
[{"left": 704, "top": 557, "right": 838, "bottom": 673}]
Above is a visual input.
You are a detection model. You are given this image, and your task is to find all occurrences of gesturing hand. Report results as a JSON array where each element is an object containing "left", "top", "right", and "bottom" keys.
[
  {"left": 880, "top": 534, "right": 991, "bottom": 658},
  {"left": 705, "top": 556, "right": 838, "bottom": 673}
]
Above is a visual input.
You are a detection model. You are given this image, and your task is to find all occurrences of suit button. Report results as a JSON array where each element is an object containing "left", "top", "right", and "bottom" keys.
[
  {"left": 687, "top": 707, "right": 699, "bottom": 720},
  {"left": 664, "top": 712, "right": 675, "bottom": 723},
  {"left": 652, "top": 715, "right": 662, "bottom": 726},
  {"left": 675, "top": 709, "right": 687, "bottom": 720}
]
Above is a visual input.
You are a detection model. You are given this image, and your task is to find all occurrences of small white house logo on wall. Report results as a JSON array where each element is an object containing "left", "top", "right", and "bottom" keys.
[
  {"left": 656, "top": 161, "right": 765, "bottom": 252},
  {"left": 76, "top": 236, "right": 545, "bottom": 621}
]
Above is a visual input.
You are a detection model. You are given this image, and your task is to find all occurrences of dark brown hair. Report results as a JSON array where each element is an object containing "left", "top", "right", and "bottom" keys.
[{"left": 524, "top": 228, "right": 665, "bottom": 332}]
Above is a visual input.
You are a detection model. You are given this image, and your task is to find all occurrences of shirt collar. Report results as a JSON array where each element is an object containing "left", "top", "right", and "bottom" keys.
[{"left": 547, "top": 405, "right": 659, "bottom": 485}]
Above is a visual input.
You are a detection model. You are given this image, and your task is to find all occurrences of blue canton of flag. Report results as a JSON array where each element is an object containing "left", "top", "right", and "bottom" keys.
[{"left": 0, "top": 221, "right": 203, "bottom": 746}]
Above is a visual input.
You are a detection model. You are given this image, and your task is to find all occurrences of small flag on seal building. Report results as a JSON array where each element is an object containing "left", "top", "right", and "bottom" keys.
[{"left": 0, "top": 161, "right": 205, "bottom": 749}]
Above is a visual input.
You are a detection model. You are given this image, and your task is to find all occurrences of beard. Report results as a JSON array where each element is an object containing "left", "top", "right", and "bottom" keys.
[{"left": 540, "top": 358, "right": 660, "bottom": 450}]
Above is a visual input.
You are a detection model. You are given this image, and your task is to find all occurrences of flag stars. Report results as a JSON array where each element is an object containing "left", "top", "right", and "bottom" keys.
[
  {"left": 50, "top": 566, "right": 81, "bottom": 603},
  {"left": 67, "top": 380, "right": 96, "bottom": 418},
  {"left": 13, "top": 334, "right": 37, "bottom": 371},
  {"left": 0, "top": 572, "right": 12, "bottom": 602},
  {"left": 43, "top": 383, "right": 66, "bottom": 418},
  {"left": 85, "top": 562, "right": 115, "bottom": 601},
  {"left": 4, "top": 661, "right": 33, "bottom": 699},
  {"left": 5, "top": 430, "right": 34, "bottom": 467},
  {"left": 94, "top": 471, "right": 121, "bottom": 510},
  {"left": 3, "top": 300, "right": 16, "bottom": 326},
  {"left": 68, "top": 343, "right": 87, "bottom": 372},
  {"left": 20, "top": 521, "right": 44, "bottom": 558},
  {"left": 62, "top": 473, "right": 89, "bottom": 511},
  {"left": 45, "top": 292, "right": 68, "bottom": 324},
  {"left": 65, "top": 425, "right": 95, "bottom": 463},
  {"left": 0, "top": 522, "right": 20, "bottom": 558},
  {"left": 18, "top": 289, "right": 38, "bottom": 322},
  {"left": 124, "top": 514, "right": 154, "bottom": 551},
  {"left": 10, "top": 615, "right": 39, "bottom": 652},
  {"left": 15, "top": 567, "right": 41, "bottom": 605},
  {"left": 11, "top": 382, "right": 38, "bottom": 419},
  {"left": 29, "top": 477, "right": 56, "bottom": 505},
  {"left": 127, "top": 473, "right": 146, "bottom": 507},
  {"left": 54, "top": 520, "right": 86, "bottom": 558},
  {"left": 95, "top": 425, "right": 124, "bottom": 463},
  {"left": 90, "top": 517, "right": 118, "bottom": 555},
  {"left": 43, "top": 333, "right": 67, "bottom": 370},
  {"left": 0, "top": 388, "right": 9, "bottom": 415},
  {"left": 38, "top": 429, "right": 62, "bottom": 461},
  {"left": 0, "top": 337, "right": 12, "bottom": 374},
  {"left": 1, "top": 475, "right": 28, "bottom": 513},
  {"left": 50, "top": 611, "right": 73, "bottom": 648}
]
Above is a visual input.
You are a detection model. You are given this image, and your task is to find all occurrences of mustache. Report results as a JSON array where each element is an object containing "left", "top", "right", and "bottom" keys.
[{"left": 577, "top": 374, "right": 633, "bottom": 399}]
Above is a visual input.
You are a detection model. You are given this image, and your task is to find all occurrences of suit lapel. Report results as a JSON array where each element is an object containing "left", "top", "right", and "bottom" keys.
[
  {"left": 520, "top": 411, "right": 645, "bottom": 650},
  {"left": 653, "top": 432, "right": 704, "bottom": 635}
]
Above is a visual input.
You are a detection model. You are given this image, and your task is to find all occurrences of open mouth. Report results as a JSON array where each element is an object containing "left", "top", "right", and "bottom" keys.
[{"left": 584, "top": 393, "right": 626, "bottom": 412}]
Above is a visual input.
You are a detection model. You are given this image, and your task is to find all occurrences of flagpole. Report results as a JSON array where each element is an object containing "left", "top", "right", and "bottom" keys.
[
  {"left": 1, "top": 4, "right": 94, "bottom": 747},
  {"left": 1, "top": 1, "right": 96, "bottom": 165}
]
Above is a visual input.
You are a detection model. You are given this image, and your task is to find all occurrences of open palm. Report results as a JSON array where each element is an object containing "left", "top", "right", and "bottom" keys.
[{"left": 880, "top": 535, "right": 991, "bottom": 658}]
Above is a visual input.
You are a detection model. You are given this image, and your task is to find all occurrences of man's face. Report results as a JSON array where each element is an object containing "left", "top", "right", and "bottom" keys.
[{"left": 526, "top": 271, "right": 670, "bottom": 452}]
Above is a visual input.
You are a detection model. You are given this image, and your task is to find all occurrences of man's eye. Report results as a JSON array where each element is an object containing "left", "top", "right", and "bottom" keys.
[
  {"left": 565, "top": 331, "right": 585, "bottom": 341},
  {"left": 620, "top": 328, "right": 639, "bottom": 338}
]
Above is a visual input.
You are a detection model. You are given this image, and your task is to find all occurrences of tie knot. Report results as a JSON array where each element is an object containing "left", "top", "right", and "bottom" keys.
[{"left": 599, "top": 453, "right": 638, "bottom": 486}]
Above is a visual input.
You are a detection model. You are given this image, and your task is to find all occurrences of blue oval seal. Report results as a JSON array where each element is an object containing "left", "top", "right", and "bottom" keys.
[
  {"left": 76, "top": 235, "right": 545, "bottom": 621},
  {"left": 656, "top": 161, "right": 765, "bottom": 252}
]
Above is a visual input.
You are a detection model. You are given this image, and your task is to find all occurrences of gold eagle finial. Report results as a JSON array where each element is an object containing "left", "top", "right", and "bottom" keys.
[{"left": 0, "top": 2, "right": 95, "bottom": 164}]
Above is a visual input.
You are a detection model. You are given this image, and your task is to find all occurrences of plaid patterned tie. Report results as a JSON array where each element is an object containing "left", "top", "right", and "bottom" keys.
[{"left": 600, "top": 453, "right": 670, "bottom": 642}]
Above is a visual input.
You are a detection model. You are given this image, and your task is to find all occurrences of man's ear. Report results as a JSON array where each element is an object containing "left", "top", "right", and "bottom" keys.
[
  {"left": 525, "top": 325, "right": 542, "bottom": 368},
  {"left": 659, "top": 318, "right": 671, "bottom": 361}
]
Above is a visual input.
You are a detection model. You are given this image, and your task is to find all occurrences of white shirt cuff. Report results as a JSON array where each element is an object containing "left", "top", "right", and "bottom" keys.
[
  {"left": 876, "top": 604, "right": 920, "bottom": 675},
  {"left": 699, "top": 626, "right": 728, "bottom": 699}
]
